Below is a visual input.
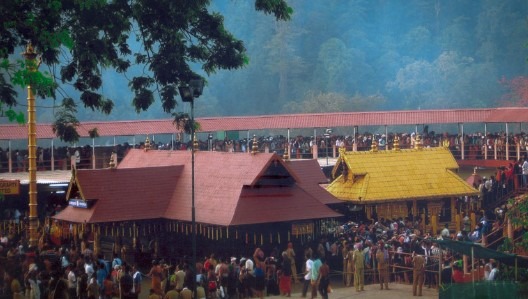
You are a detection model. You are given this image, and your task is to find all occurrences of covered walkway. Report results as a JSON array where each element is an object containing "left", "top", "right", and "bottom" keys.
[{"left": 1, "top": 107, "right": 527, "bottom": 173}]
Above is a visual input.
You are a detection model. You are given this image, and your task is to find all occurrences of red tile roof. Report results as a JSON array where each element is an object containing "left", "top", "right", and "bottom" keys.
[
  {"left": 230, "top": 185, "right": 338, "bottom": 225},
  {"left": 285, "top": 159, "right": 341, "bottom": 205},
  {"left": 2, "top": 107, "right": 528, "bottom": 140},
  {"left": 54, "top": 166, "right": 183, "bottom": 223},
  {"left": 55, "top": 149, "right": 341, "bottom": 225}
]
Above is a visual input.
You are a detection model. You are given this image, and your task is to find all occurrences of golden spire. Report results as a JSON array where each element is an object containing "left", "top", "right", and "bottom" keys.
[
  {"left": 393, "top": 135, "right": 400, "bottom": 151},
  {"left": 251, "top": 135, "right": 258, "bottom": 155},
  {"left": 193, "top": 133, "right": 199, "bottom": 151},
  {"left": 283, "top": 142, "right": 290, "bottom": 160},
  {"left": 415, "top": 134, "right": 423, "bottom": 150},
  {"left": 338, "top": 146, "right": 346, "bottom": 156},
  {"left": 144, "top": 136, "right": 151, "bottom": 151},
  {"left": 371, "top": 140, "right": 378, "bottom": 152},
  {"left": 109, "top": 151, "right": 117, "bottom": 169}
]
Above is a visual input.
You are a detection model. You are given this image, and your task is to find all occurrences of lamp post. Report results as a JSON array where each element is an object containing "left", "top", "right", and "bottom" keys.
[
  {"left": 208, "top": 133, "right": 213, "bottom": 151},
  {"left": 178, "top": 78, "right": 204, "bottom": 295},
  {"left": 324, "top": 129, "right": 332, "bottom": 165},
  {"left": 22, "top": 43, "right": 40, "bottom": 247}
]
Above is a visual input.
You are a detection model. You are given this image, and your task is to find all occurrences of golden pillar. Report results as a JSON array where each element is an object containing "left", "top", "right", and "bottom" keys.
[
  {"left": 94, "top": 229, "right": 100, "bottom": 257},
  {"left": 431, "top": 215, "right": 437, "bottom": 236},
  {"left": 455, "top": 214, "right": 461, "bottom": 233},
  {"left": 22, "top": 43, "right": 40, "bottom": 247},
  {"left": 470, "top": 212, "right": 476, "bottom": 232},
  {"left": 450, "top": 198, "right": 456, "bottom": 222},
  {"left": 508, "top": 217, "right": 513, "bottom": 240}
]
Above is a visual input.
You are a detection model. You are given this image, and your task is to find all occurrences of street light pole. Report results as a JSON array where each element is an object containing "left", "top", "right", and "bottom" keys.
[
  {"left": 179, "top": 78, "right": 204, "bottom": 296},
  {"left": 22, "top": 43, "right": 40, "bottom": 247},
  {"left": 190, "top": 98, "right": 196, "bottom": 295}
]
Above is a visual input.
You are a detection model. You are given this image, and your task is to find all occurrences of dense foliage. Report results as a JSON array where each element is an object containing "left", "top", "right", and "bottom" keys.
[
  {"left": 0, "top": 0, "right": 291, "bottom": 142},
  {"left": 2, "top": 1, "right": 528, "bottom": 140}
]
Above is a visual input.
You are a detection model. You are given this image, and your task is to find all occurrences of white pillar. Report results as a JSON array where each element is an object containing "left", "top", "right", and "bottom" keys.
[
  {"left": 506, "top": 123, "right": 509, "bottom": 161},
  {"left": 51, "top": 139, "right": 55, "bottom": 171},
  {"left": 461, "top": 123, "right": 465, "bottom": 160}
]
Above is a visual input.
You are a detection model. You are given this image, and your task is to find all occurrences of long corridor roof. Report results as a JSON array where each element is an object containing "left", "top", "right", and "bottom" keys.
[{"left": 1, "top": 107, "right": 527, "bottom": 140}]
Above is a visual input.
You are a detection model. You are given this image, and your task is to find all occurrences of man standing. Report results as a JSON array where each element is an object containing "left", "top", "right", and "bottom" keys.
[
  {"left": 131, "top": 264, "right": 142, "bottom": 298},
  {"left": 352, "top": 243, "right": 364, "bottom": 292},
  {"left": 522, "top": 159, "right": 528, "bottom": 187},
  {"left": 301, "top": 251, "right": 313, "bottom": 298},
  {"left": 66, "top": 264, "right": 77, "bottom": 299},
  {"left": 174, "top": 264, "right": 185, "bottom": 292},
  {"left": 440, "top": 223, "right": 450, "bottom": 239},
  {"left": 375, "top": 241, "right": 389, "bottom": 290},
  {"left": 310, "top": 253, "right": 322, "bottom": 299},
  {"left": 344, "top": 243, "right": 354, "bottom": 287},
  {"left": 120, "top": 264, "right": 135, "bottom": 299},
  {"left": 412, "top": 252, "right": 425, "bottom": 296}
]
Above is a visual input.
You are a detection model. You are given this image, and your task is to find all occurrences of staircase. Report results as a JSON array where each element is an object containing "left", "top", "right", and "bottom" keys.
[{"left": 482, "top": 187, "right": 528, "bottom": 254}]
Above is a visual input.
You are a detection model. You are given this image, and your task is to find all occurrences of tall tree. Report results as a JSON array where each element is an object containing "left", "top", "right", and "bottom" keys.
[{"left": 0, "top": 0, "right": 292, "bottom": 142}]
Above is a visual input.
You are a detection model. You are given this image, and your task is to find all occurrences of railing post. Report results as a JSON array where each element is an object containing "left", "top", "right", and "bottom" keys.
[
  {"left": 494, "top": 141, "right": 497, "bottom": 160},
  {"left": 517, "top": 142, "right": 521, "bottom": 161}
]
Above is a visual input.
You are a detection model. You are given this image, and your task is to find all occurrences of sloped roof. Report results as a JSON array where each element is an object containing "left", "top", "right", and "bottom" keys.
[
  {"left": 2, "top": 107, "right": 528, "bottom": 140},
  {"left": 230, "top": 185, "right": 338, "bottom": 225},
  {"left": 326, "top": 147, "right": 479, "bottom": 203},
  {"left": 54, "top": 166, "right": 182, "bottom": 223},
  {"left": 58, "top": 149, "right": 340, "bottom": 226},
  {"left": 285, "top": 159, "right": 341, "bottom": 205}
]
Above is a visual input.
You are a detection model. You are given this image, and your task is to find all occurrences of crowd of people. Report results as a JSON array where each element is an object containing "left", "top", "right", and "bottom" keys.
[
  {"left": 0, "top": 201, "right": 511, "bottom": 299},
  {"left": 3, "top": 129, "right": 528, "bottom": 173}
]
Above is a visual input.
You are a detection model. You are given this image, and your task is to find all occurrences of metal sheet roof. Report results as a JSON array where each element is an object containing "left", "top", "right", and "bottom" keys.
[
  {"left": 326, "top": 147, "right": 479, "bottom": 203},
  {"left": 2, "top": 107, "right": 528, "bottom": 140}
]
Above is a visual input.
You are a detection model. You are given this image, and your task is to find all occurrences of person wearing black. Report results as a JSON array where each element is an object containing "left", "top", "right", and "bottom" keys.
[
  {"left": 119, "top": 264, "right": 135, "bottom": 299},
  {"left": 440, "top": 259, "right": 453, "bottom": 286}
]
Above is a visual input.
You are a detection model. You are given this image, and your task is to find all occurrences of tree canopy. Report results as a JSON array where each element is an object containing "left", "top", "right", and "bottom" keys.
[{"left": 0, "top": 0, "right": 292, "bottom": 142}]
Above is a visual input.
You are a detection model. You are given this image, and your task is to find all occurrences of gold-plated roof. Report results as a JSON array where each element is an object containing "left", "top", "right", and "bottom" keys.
[{"left": 326, "top": 147, "right": 479, "bottom": 203}]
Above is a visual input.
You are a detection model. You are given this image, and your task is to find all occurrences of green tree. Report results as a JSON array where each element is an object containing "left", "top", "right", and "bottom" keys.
[
  {"left": 0, "top": 0, "right": 292, "bottom": 141},
  {"left": 506, "top": 196, "right": 528, "bottom": 253},
  {"left": 283, "top": 91, "right": 385, "bottom": 113}
]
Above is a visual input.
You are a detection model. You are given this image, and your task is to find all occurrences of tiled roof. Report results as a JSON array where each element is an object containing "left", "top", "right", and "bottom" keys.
[
  {"left": 326, "top": 147, "right": 479, "bottom": 203},
  {"left": 54, "top": 166, "right": 183, "bottom": 223},
  {"left": 230, "top": 185, "right": 339, "bottom": 225},
  {"left": 285, "top": 159, "right": 341, "bottom": 205},
  {"left": 2, "top": 107, "right": 528, "bottom": 140},
  {"left": 58, "top": 149, "right": 341, "bottom": 226}
]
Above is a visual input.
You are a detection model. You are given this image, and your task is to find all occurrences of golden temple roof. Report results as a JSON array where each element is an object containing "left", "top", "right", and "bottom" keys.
[{"left": 326, "top": 146, "right": 479, "bottom": 203}]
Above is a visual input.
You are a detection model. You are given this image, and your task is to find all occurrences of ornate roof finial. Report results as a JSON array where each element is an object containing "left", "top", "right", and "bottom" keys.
[
  {"left": 251, "top": 135, "right": 258, "bottom": 155},
  {"left": 193, "top": 133, "right": 199, "bottom": 152},
  {"left": 144, "top": 136, "right": 151, "bottom": 151},
  {"left": 371, "top": 140, "right": 378, "bottom": 152},
  {"left": 393, "top": 135, "right": 400, "bottom": 151},
  {"left": 109, "top": 151, "right": 117, "bottom": 169},
  {"left": 415, "top": 134, "right": 423, "bottom": 150},
  {"left": 283, "top": 143, "right": 290, "bottom": 160}
]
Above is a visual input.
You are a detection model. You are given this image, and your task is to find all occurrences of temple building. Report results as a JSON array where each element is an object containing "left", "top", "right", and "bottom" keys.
[
  {"left": 326, "top": 135, "right": 479, "bottom": 234},
  {"left": 53, "top": 143, "right": 342, "bottom": 263}
]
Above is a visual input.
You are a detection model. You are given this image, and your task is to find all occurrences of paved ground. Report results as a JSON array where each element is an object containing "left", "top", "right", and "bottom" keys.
[
  {"left": 300, "top": 283, "right": 438, "bottom": 299},
  {"left": 138, "top": 280, "right": 438, "bottom": 299}
]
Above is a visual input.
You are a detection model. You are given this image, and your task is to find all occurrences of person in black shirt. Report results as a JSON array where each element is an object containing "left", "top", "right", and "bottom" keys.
[
  {"left": 440, "top": 259, "right": 453, "bottom": 286},
  {"left": 120, "top": 264, "right": 135, "bottom": 299}
]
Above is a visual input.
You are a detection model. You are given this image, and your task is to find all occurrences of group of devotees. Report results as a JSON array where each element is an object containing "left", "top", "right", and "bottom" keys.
[{"left": 2, "top": 212, "right": 485, "bottom": 299}]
